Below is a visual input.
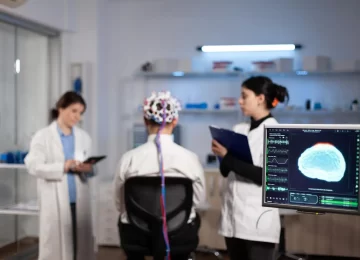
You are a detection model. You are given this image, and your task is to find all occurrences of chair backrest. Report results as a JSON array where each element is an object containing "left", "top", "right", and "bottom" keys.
[{"left": 124, "top": 176, "right": 193, "bottom": 235}]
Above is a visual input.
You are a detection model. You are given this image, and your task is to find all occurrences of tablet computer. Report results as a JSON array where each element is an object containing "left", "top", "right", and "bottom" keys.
[{"left": 83, "top": 155, "right": 107, "bottom": 164}]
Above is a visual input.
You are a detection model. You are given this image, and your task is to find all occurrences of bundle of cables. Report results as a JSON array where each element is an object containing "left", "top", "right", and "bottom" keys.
[
  {"left": 154, "top": 100, "right": 171, "bottom": 260},
  {"left": 144, "top": 91, "right": 181, "bottom": 260}
]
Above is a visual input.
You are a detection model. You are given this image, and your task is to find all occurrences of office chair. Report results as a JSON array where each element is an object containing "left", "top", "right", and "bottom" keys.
[{"left": 123, "top": 176, "right": 198, "bottom": 260}]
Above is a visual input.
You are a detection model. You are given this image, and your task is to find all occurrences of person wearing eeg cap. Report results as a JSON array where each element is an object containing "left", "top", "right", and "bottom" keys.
[{"left": 113, "top": 91, "right": 206, "bottom": 260}]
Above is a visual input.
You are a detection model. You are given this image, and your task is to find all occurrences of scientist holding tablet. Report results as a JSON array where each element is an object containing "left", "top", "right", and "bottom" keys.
[
  {"left": 211, "top": 76, "right": 289, "bottom": 260},
  {"left": 25, "top": 91, "right": 101, "bottom": 260}
]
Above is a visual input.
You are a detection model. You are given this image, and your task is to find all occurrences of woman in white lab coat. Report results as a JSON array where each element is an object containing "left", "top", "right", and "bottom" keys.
[
  {"left": 24, "top": 91, "right": 96, "bottom": 260},
  {"left": 211, "top": 76, "right": 290, "bottom": 260}
]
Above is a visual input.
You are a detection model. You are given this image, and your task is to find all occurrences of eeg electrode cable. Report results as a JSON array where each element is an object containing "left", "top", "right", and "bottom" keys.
[{"left": 154, "top": 100, "right": 171, "bottom": 260}]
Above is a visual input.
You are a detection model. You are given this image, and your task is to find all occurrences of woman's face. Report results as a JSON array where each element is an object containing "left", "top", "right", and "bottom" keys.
[
  {"left": 238, "top": 86, "right": 264, "bottom": 116},
  {"left": 58, "top": 103, "right": 85, "bottom": 127}
]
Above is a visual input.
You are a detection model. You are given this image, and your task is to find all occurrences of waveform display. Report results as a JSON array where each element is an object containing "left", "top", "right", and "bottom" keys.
[
  {"left": 267, "top": 139, "right": 289, "bottom": 145},
  {"left": 267, "top": 167, "right": 288, "bottom": 173},
  {"left": 266, "top": 186, "right": 288, "bottom": 192},
  {"left": 267, "top": 176, "right": 288, "bottom": 183},
  {"left": 268, "top": 157, "right": 288, "bottom": 164},
  {"left": 268, "top": 148, "right": 289, "bottom": 154}
]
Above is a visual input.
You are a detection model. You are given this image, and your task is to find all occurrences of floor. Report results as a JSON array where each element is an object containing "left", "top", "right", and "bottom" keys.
[
  {"left": 97, "top": 247, "right": 229, "bottom": 260},
  {"left": 0, "top": 240, "right": 359, "bottom": 260}
]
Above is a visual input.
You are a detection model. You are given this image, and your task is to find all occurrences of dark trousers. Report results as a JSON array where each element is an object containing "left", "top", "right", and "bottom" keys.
[
  {"left": 225, "top": 237, "right": 275, "bottom": 260},
  {"left": 119, "top": 215, "right": 200, "bottom": 260},
  {"left": 70, "top": 203, "right": 77, "bottom": 260}
]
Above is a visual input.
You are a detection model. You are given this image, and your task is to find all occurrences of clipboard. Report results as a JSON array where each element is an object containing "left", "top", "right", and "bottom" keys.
[
  {"left": 209, "top": 125, "right": 253, "bottom": 164},
  {"left": 83, "top": 155, "right": 107, "bottom": 165}
]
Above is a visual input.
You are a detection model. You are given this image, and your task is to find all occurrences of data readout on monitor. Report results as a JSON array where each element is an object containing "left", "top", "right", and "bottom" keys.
[{"left": 264, "top": 127, "right": 360, "bottom": 212}]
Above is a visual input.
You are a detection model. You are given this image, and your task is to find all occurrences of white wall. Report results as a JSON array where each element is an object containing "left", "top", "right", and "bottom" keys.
[{"left": 97, "top": 0, "right": 360, "bottom": 176}]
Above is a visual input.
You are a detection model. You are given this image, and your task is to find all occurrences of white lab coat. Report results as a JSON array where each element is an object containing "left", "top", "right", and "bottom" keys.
[
  {"left": 218, "top": 117, "right": 281, "bottom": 244},
  {"left": 113, "top": 134, "right": 206, "bottom": 223},
  {"left": 24, "top": 121, "right": 96, "bottom": 260}
]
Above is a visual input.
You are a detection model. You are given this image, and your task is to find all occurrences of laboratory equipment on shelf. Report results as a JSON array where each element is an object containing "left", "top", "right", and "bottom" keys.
[{"left": 0, "top": 150, "right": 28, "bottom": 164}]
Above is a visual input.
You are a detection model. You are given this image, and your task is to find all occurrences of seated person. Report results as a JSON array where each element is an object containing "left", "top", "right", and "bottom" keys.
[{"left": 113, "top": 91, "right": 206, "bottom": 260}]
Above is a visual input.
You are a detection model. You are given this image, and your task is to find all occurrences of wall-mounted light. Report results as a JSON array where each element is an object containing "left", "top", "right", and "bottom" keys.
[
  {"left": 196, "top": 44, "right": 302, "bottom": 52},
  {"left": 15, "top": 59, "right": 20, "bottom": 74}
]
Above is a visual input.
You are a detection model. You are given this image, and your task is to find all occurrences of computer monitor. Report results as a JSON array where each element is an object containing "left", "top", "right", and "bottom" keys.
[{"left": 262, "top": 124, "right": 360, "bottom": 215}]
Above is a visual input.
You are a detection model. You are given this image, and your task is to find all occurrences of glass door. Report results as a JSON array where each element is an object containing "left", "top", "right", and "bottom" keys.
[
  {"left": 0, "top": 20, "right": 52, "bottom": 252},
  {"left": 0, "top": 21, "right": 16, "bottom": 248},
  {"left": 16, "top": 27, "right": 49, "bottom": 242}
]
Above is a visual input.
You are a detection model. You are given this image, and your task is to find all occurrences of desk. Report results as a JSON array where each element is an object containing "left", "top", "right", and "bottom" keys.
[
  {"left": 284, "top": 213, "right": 360, "bottom": 258},
  {"left": 198, "top": 169, "right": 226, "bottom": 250}
]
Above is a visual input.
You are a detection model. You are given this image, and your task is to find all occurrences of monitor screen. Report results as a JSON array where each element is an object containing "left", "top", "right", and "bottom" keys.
[{"left": 262, "top": 124, "right": 360, "bottom": 214}]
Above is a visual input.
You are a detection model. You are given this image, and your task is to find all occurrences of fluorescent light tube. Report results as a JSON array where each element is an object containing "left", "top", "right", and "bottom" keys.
[
  {"left": 197, "top": 44, "right": 302, "bottom": 52},
  {"left": 15, "top": 59, "right": 20, "bottom": 74}
]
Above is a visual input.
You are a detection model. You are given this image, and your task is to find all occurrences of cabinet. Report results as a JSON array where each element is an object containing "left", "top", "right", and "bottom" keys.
[
  {"left": 198, "top": 168, "right": 226, "bottom": 250},
  {"left": 284, "top": 213, "right": 360, "bottom": 258},
  {"left": 0, "top": 164, "right": 39, "bottom": 258},
  {"left": 97, "top": 182, "right": 120, "bottom": 246}
]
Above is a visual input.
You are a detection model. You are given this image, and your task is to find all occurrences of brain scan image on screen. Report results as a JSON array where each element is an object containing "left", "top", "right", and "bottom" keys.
[{"left": 297, "top": 143, "right": 346, "bottom": 182}]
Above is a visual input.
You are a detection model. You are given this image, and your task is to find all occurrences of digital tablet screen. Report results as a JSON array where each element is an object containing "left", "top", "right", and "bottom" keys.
[{"left": 83, "top": 156, "right": 107, "bottom": 164}]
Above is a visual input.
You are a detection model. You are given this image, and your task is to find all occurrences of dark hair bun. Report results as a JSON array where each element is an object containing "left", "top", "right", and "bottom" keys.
[
  {"left": 50, "top": 108, "right": 59, "bottom": 120},
  {"left": 273, "top": 84, "right": 289, "bottom": 103},
  {"left": 241, "top": 76, "right": 290, "bottom": 109}
]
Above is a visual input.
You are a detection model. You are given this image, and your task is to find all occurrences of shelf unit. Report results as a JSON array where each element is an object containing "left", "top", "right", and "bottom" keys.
[
  {"left": 0, "top": 163, "right": 26, "bottom": 169},
  {"left": 0, "top": 164, "right": 39, "bottom": 258},
  {"left": 0, "top": 164, "right": 38, "bottom": 216},
  {"left": 180, "top": 109, "right": 238, "bottom": 114},
  {"left": 139, "top": 70, "right": 360, "bottom": 78},
  {"left": 140, "top": 71, "right": 241, "bottom": 78},
  {"left": 176, "top": 109, "right": 360, "bottom": 116},
  {"left": 140, "top": 69, "right": 360, "bottom": 117},
  {"left": 139, "top": 70, "right": 360, "bottom": 118},
  {"left": 272, "top": 110, "right": 360, "bottom": 116},
  {"left": 0, "top": 201, "right": 38, "bottom": 216}
]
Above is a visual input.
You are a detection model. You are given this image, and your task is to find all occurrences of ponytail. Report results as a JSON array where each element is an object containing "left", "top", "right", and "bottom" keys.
[
  {"left": 273, "top": 83, "right": 290, "bottom": 105},
  {"left": 50, "top": 108, "right": 59, "bottom": 120}
]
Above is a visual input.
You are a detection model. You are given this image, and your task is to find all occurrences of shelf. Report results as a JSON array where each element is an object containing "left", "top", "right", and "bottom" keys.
[
  {"left": 180, "top": 109, "right": 238, "bottom": 114},
  {"left": 0, "top": 164, "right": 26, "bottom": 169},
  {"left": 246, "top": 70, "right": 360, "bottom": 77},
  {"left": 139, "top": 71, "right": 241, "bottom": 78},
  {"left": 0, "top": 201, "right": 39, "bottom": 216},
  {"left": 139, "top": 70, "right": 360, "bottom": 78},
  {"left": 273, "top": 110, "right": 360, "bottom": 116},
  {"left": 180, "top": 109, "right": 360, "bottom": 115}
]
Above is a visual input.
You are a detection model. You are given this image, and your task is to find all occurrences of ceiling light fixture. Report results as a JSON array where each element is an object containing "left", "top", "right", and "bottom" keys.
[{"left": 197, "top": 44, "right": 302, "bottom": 52}]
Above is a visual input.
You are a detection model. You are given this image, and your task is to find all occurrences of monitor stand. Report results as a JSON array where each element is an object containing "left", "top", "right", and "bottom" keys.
[
  {"left": 275, "top": 213, "right": 320, "bottom": 260},
  {"left": 296, "top": 210, "right": 325, "bottom": 215}
]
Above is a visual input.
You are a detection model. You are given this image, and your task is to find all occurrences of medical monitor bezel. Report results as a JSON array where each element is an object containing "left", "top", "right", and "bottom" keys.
[{"left": 262, "top": 123, "right": 360, "bottom": 215}]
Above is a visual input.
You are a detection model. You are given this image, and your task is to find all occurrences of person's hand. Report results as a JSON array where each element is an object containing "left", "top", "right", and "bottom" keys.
[
  {"left": 211, "top": 139, "right": 228, "bottom": 158},
  {"left": 64, "top": 160, "right": 80, "bottom": 172},
  {"left": 73, "top": 163, "right": 93, "bottom": 173}
]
